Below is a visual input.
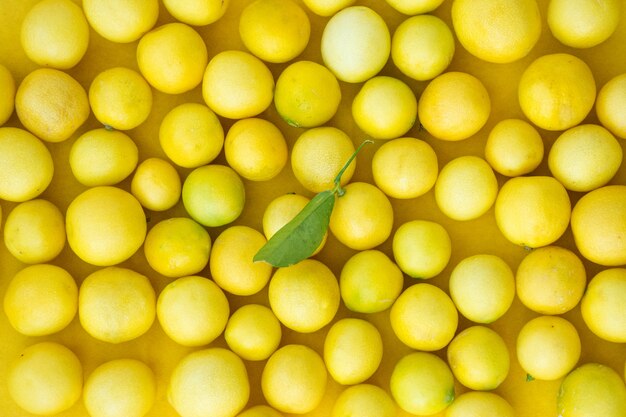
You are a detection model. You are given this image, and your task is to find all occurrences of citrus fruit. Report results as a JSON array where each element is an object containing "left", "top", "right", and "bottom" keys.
[
  {"left": 301, "top": 0, "right": 356, "bottom": 16},
  {"left": 445, "top": 391, "right": 515, "bottom": 417},
  {"left": 224, "top": 304, "right": 282, "bottom": 361},
  {"left": 237, "top": 405, "right": 284, "bottom": 417},
  {"left": 596, "top": 73, "right": 626, "bottom": 138},
  {"left": 0, "top": 63, "right": 15, "bottom": 125},
  {"left": 386, "top": 0, "right": 445, "bottom": 14},
  {"left": 162, "top": 0, "right": 230, "bottom": 26},
  {"left": 580, "top": 268, "right": 626, "bottom": 343},
  {"left": 484, "top": 118, "right": 544, "bottom": 177},
  {"left": 547, "top": 0, "right": 621, "bottom": 48},
  {"left": 332, "top": 384, "right": 396, "bottom": 417},
  {"left": 130, "top": 157, "right": 182, "bottom": 211},
  {"left": 82, "top": 0, "right": 158, "bottom": 43},
  {"left": 392, "top": 219, "right": 452, "bottom": 279}
]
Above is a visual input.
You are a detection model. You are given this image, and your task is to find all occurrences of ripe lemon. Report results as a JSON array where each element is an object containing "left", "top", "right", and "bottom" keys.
[
  {"left": 131, "top": 157, "right": 182, "bottom": 211},
  {"left": 302, "top": 0, "right": 356, "bottom": 16},
  {"left": 15, "top": 68, "right": 89, "bottom": 143},
  {"left": 448, "top": 254, "right": 515, "bottom": 323},
  {"left": 547, "top": 0, "right": 621, "bottom": 48},
  {"left": 237, "top": 405, "right": 284, "bottom": 417},
  {"left": 3, "top": 264, "right": 77, "bottom": 336},
  {"left": 332, "top": 384, "right": 396, "bottom": 417},
  {"left": 268, "top": 259, "right": 340, "bottom": 333},
  {"left": 484, "top": 118, "right": 544, "bottom": 177},
  {"left": 418, "top": 71, "right": 491, "bottom": 141},
  {"left": 224, "top": 118, "right": 288, "bottom": 181},
  {"left": 239, "top": 0, "right": 310, "bottom": 63},
  {"left": 321, "top": 6, "right": 390, "bottom": 83},
  {"left": 82, "top": 0, "right": 158, "bottom": 43},
  {"left": 66, "top": 186, "right": 147, "bottom": 266},
  {"left": 83, "top": 359, "right": 156, "bottom": 417},
  {"left": 494, "top": 176, "right": 571, "bottom": 249},
  {"left": 391, "top": 14, "right": 455, "bottom": 81},
  {"left": 7, "top": 342, "right": 82, "bottom": 416},
  {"left": 390, "top": 283, "right": 458, "bottom": 351},
  {"left": 581, "top": 268, "right": 626, "bottom": 343},
  {"left": 392, "top": 219, "right": 452, "bottom": 279},
  {"left": 202, "top": 50, "right": 274, "bottom": 119},
  {"left": 329, "top": 182, "right": 394, "bottom": 250},
  {"left": 162, "top": 0, "right": 230, "bottom": 26},
  {"left": 224, "top": 304, "right": 282, "bottom": 361},
  {"left": 518, "top": 53, "right": 596, "bottom": 131},
  {"left": 596, "top": 73, "right": 626, "bottom": 138},
  {"left": 157, "top": 276, "right": 230, "bottom": 347},
  {"left": 386, "top": 0, "right": 445, "bottom": 14},
  {"left": 445, "top": 391, "right": 514, "bottom": 417},
  {"left": 261, "top": 344, "right": 327, "bottom": 414},
  {"left": 69, "top": 128, "right": 139, "bottom": 186},
  {"left": 274, "top": 60, "right": 342, "bottom": 128},
  {"left": 0, "top": 63, "right": 15, "bottom": 125},
  {"left": 451, "top": 0, "right": 541, "bottom": 63}
]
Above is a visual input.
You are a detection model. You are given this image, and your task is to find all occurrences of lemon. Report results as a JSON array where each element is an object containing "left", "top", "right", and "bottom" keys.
[
  {"left": 390, "top": 283, "right": 458, "bottom": 351},
  {"left": 0, "top": 63, "right": 15, "bottom": 125},
  {"left": 261, "top": 344, "right": 327, "bottom": 414},
  {"left": 169, "top": 348, "right": 249, "bottom": 417},
  {"left": 7, "top": 342, "right": 82, "bottom": 416},
  {"left": 291, "top": 126, "right": 356, "bottom": 193},
  {"left": 494, "top": 176, "right": 571, "bottom": 248},
  {"left": 182, "top": 164, "right": 246, "bottom": 227},
  {"left": 3, "top": 264, "right": 77, "bottom": 336},
  {"left": 448, "top": 254, "right": 515, "bottom": 323},
  {"left": 20, "top": 0, "right": 89, "bottom": 69},
  {"left": 159, "top": 102, "right": 224, "bottom": 169},
  {"left": 581, "top": 268, "right": 626, "bottom": 343},
  {"left": 390, "top": 351, "right": 455, "bottom": 416},
  {"left": 157, "top": 275, "right": 230, "bottom": 347},
  {"left": 451, "top": 0, "right": 541, "bottom": 63},
  {"left": 324, "top": 318, "right": 383, "bottom": 385},
  {"left": 224, "top": 118, "right": 288, "bottom": 181},
  {"left": 570, "top": 185, "right": 626, "bottom": 266},
  {"left": 224, "top": 304, "right": 282, "bottom": 361},
  {"left": 332, "top": 384, "right": 396, "bottom": 417},
  {"left": 66, "top": 186, "right": 147, "bottom": 266},
  {"left": 83, "top": 359, "right": 156, "bottom": 417},
  {"left": 143, "top": 217, "right": 211, "bottom": 278},
  {"left": 162, "top": 0, "right": 230, "bottom": 26},
  {"left": 79, "top": 267, "right": 155, "bottom": 344},
  {"left": 391, "top": 14, "right": 455, "bottom": 81},
  {"left": 239, "top": 0, "right": 310, "bottom": 63},
  {"left": 268, "top": 259, "right": 340, "bottom": 333},
  {"left": 202, "top": 50, "right": 275, "bottom": 119},
  {"left": 516, "top": 315, "right": 581, "bottom": 381},
  {"left": 392, "top": 219, "right": 452, "bottom": 279},
  {"left": 445, "top": 391, "right": 515, "bottom": 417},
  {"left": 237, "top": 405, "right": 284, "bottom": 417},
  {"left": 82, "top": 0, "right": 158, "bottom": 43},
  {"left": 596, "top": 73, "right": 626, "bottom": 139},
  {"left": 418, "top": 71, "right": 491, "bottom": 141},
  {"left": 352, "top": 76, "right": 417, "bottom": 140},
  {"left": 515, "top": 245, "right": 586, "bottom": 315},
  {"left": 435, "top": 155, "right": 498, "bottom": 221},
  {"left": 339, "top": 249, "right": 404, "bottom": 313},
  {"left": 274, "top": 60, "right": 342, "bottom": 128},
  {"left": 484, "top": 118, "right": 544, "bottom": 177},
  {"left": 557, "top": 363, "right": 626, "bottom": 417},
  {"left": 69, "top": 128, "right": 139, "bottom": 186},
  {"left": 137, "top": 22, "right": 208, "bottom": 94},
  {"left": 302, "top": 0, "right": 356, "bottom": 16},
  {"left": 15, "top": 68, "right": 89, "bottom": 143},
  {"left": 547, "top": 0, "right": 621, "bottom": 48},
  {"left": 321, "top": 6, "right": 390, "bottom": 83},
  {"left": 131, "top": 157, "right": 182, "bottom": 211},
  {"left": 518, "top": 53, "right": 596, "bottom": 131},
  {"left": 386, "top": 0, "right": 445, "bottom": 14},
  {"left": 329, "top": 182, "right": 394, "bottom": 250},
  {"left": 209, "top": 225, "right": 273, "bottom": 295}
]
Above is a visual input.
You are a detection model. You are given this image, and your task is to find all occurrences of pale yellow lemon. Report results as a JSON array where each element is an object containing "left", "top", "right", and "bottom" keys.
[
  {"left": 3, "top": 264, "right": 77, "bottom": 336},
  {"left": 237, "top": 405, "right": 284, "bottom": 417},
  {"left": 131, "top": 158, "right": 182, "bottom": 211},
  {"left": 596, "top": 73, "right": 626, "bottom": 138},
  {"left": 224, "top": 304, "right": 282, "bottom": 361},
  {"left": 548, "top": 0, "right": 621, "bottom": 48},
  {"left": 82, "top": 0, "right": 158, "bottom": 43},
  {"left": 392, "top": 219, "right": 452, "bottom": 279},
  {"left": 162, "top": 0, "right": 230, "bottom": 26},
  {"left": 332, "top": 384, "right": 396, "bottom": 417},
  {"left": 581, "top": 268, "right": 626, "bottom": 343},
  {"left": 0, "top": 63, "right": 15, "bottom": 125},
  {"left": 302, "top": 0, "right": 356, "bottom": 16},
  {"left": 484, "top": 118, "right": 544, "bottom": 177},
  {"left": 445, "top": 391, "right": 515, "bottom": 417},
  {"left": 386, "top": 0, "right": 445, "bottom": 14}
]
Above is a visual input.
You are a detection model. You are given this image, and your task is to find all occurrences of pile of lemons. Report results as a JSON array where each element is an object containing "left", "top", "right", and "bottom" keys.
[{"left": 1, "top": 0, "right": 626, "bottom": 417}]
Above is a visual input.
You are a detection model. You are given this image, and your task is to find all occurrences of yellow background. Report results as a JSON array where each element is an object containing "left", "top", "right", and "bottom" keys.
[{"left": 1, "top": 0, "right": 625, "bottom": 416}]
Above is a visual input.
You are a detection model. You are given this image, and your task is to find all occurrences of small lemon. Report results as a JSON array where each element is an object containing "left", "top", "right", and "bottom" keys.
[
  {"left": 224, "top": 304, "right": 282, "bottom": 361},
  {"left": 445, "top": 391, "right": 515, "bottom": 417},
  {"left": 332, "top": 384, "right": 396, "bottom": 417},
  {"left": 302, "top": 0, "right": 355, "bottom": 15},
  {"left": 386, "top": 0, "right": 445, "bottom": 14},
  {"left": 131, "top": 158, "right": 182, "bottom": 211},
  {"left": 484, "top": 118, "right": 544, "bottom": 177},
  {"left": 392, "top": 219, "right": 452, "bottom": 279},
  {"left": 237, "top": 405, "right": 284, "bottom": 417},
  {"left": 162, "top": 0, "right": 230, "bottom": 26},
  {"left": 596, "top": 73, "right": 626, "bottom": 138},
  {"left": 581, "top": 268, "right": 626, "bottom": 343},
  {"left": 548, "top": 0, "right": 621, "bottom": 48},
  {"left": 82, "top": 0, "right": 158, "bottom": 43},
  {"left": 0, "top": 63, "right": 15, "bottom": 125}
]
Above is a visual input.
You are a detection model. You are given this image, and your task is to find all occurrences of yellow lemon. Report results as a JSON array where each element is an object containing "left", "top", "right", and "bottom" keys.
[
  {"left": 261, "top": 344, "right": 327, "bottom": 414},
  {"left": 386, "top": 0, "right": 445, "bottom": 14},
  {"left": 131, "top": 157, "right": 182, "bottom": 211},
  {"left": 451, "top": 0, "right": 541, "bottom": 63},
  {"left": 83, "top": 359, "right": 156, "bottom": 417},
  {"left": 323, "top": 318, "right": 383, "bottom": 385},
  {"left": 239, "top": 0, "right": 310, "bottom": 63},
  {"left": 82, "top": 0, "right": 158, "bottom": 43},
  {"left": 418, "top": 71, "right": 491, "bottom": 141},
  {"left": 202, "top": 50, "right": 275, "bottom": 119},
  {"left": 162, "top": 0, "right": 230, "bottom": 26},
  {"left": 332, "top": 384, "right": 396, "bottom": 417},
  {"left": 143, "top": 217, "right": 211, "bottom": 278},
  {"left": 321, "top": 6, "right": 390, "bottom": 83},
  {"left": 390, "top": 283, "right": 458, "bottom": 351},
  {"left": 157, "top": 276, "right": 230, "bottom": 347},
  {"left": 518, "top": 53, "right": 596, "bottom": 131},
  {"left": 484, "top": 118, "right": 544, "bottom": 177},
  {"left": 137, "top": 22, "right": 208, "bottom": 94},
  {"left": 581, "top": 268, "right": 626, "bottom": 343},
  {"left": 0, "top": 63, "right": 15, "bottom": 125},
  {"left": 391, "top": 14, "right": 455, "bottom": 81},
  {"left": 224, "top": 304, "right": 282, "bottom": 361},
  {"left": 392, "top": 219, "right": 452, "bottom": 279},
  {"left": 66, "top": 186, "right": 147, "bottom": 266},
  {"left": 15, "top": 68, "right": 89, "bottom": 143},
  {"left": 237, "top": 405, "right": 284, "bottom": 417},
  {"left": 274, "top": 60, "right": 342, "bottom": 128},
  {"left": 79, "top": 267, "right": 155, "bottom": 344},
  {"left": 69, "top": 128, "right": 139, "bottom": 186},
  {"left": 515, "top": 245, "right": 586, "bottom": 315},
  {"left": 209, "top": 225, "right": 273, "bottom": 296},
  {"left": 548, "top": 0, "right": 621, "bottom": 48},
  {"left": 224, "top": 118, "right": 288, "bottom": 181},
  {"left": 494, "top": 176, "right": 571, "bottom": 249},
  {"left": 352, "top": 75, "right": 417, "bottom": 140},
  {"left": 596, "top": 73, "right": 626, "bottom": 139},
  {"left": 3, "top": 264, "right": 77, "bottom": 336},
  {"left": 329, "top": 182, "right": 394, "bottom": 250},
  {"left": 448, "top": 254, "right": 515, "bottom": 323},
  {"left": 445, "top": 391, "right": 515, "bottom": 417},
  {"left": 7, "top": 342, "right": 82, "bottom": 416},
  {"left": 302, "top": 0, "right": 356, "bottom": 16}
]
